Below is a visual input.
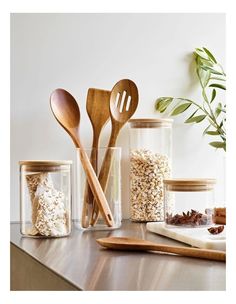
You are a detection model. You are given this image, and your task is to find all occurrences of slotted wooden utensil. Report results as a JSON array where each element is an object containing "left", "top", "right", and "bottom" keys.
[
  {"left": 50, "top": 88, "right": 114, "bottom": 227},
  {"left": 96, "top": 237, "right": 226, "bottom": 262},
  {"left": 90, "top": 79, "right": 139, "bottom": 225},
  {"left": 81, "top": 88, "right": 111, "bottom": 228}
]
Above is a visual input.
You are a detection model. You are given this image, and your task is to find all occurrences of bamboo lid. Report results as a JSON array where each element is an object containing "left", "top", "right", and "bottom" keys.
[
  {"left": 19, "top": 160, "right": 72, "bottom": 172},
  {"left": 129, "top": 118, "right": 173, "bottom": 128},
  {"left": 163, "top": 178, "right": 216, "bottom": 192}
]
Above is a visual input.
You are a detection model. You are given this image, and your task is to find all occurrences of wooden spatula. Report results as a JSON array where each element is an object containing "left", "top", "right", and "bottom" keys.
[
  {"left": 81, "top": 88, "right": 111, "bottom": 228},
  {"left": 50, "top": 88, "right": 114, "bottom": 227},
  {"left": 90, "top": 79, "right": 139, "bottom": 225},
  {"left": 96, "top": 236, "right": 226, "bottom": 262}
]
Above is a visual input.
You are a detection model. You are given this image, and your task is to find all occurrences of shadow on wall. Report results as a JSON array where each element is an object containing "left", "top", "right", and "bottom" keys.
[{"left": 181, "top": 52, "right": 199, "bottom": 97}]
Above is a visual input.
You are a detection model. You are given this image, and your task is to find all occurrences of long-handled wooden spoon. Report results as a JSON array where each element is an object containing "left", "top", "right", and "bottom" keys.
[
  {"left": 81, "top": 88, "right": 111, "bottom": 228},
  {"left": 96, "top": 237, "right": 226, "bottom": 262},
  {"left": 50, "top": 88, "right": 114, "bottom": 227},
  {"left": 90, "top": 79, "right": 139, "bottom": 225}
]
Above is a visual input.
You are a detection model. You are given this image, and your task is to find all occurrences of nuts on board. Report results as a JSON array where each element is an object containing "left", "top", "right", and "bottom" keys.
[{"left": 208, "top": 225, "right": 224, "bottom": 235}]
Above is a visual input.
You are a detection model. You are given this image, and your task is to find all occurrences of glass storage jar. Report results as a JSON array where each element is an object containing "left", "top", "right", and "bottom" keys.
[
  {"left": 75, "top": 147, "right": 122, "bottom": 230},
  {"left": 163, "top": 178, "right": 216, "bottom": 227},
  {"left": 129, "top": 118, "right": 173, "bottom": 222},
  {"left": 19, "top": 160, "right": 72, "bottom": 237}
]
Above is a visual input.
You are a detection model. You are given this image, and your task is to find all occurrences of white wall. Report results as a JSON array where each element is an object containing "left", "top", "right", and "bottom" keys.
[{"left": 11, "top": 13, "right": 225, "bottom": 221}]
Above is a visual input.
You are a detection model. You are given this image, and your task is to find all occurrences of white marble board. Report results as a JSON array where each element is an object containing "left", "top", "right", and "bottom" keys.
[{"left": 146, "top": 222, "right": 226, "bottom": 251}]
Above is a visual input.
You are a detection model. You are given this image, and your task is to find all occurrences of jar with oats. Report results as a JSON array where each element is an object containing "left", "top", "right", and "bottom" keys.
[
  {"left": 128, "top": 118, "right": 173, "bottom": 222},
  {"left": 19, "top": 160, "right": 72, "bottom": 237}
]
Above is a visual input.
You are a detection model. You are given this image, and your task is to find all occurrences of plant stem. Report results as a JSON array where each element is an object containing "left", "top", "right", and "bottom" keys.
[{"left": 196, "top": 67, "right": 226, "bottom": 140}]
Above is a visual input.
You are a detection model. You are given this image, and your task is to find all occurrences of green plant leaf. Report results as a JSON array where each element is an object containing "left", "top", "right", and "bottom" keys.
[
  {"left": 210, "top": 89, "right": 216, "bottom": 103},
  {"left": 210, "top": 77, "right": 226, "bottom": 82},
  {"left": 215, "top": 103, "right": 223, "bottom": 117},
  {"left": 196, "top": 67, "right": 202, "bottom": 86},
  {"left": 202, "top": 90, "right": 208, "bottom": 102},
  {"left": 171, "top": 103, "right": 191, "bottom": 116},
  {"left": 209, "top": 83, "right": 226, "bottom": 90},
  {"left": 185, "top": 114, "right": 206, "bottom": 123},
  {"left": 206, "top": 130, "right": 220, "bottom": 135},
  {"left": 203, "top": 47, "right": 217, "bottom": 64},
  {"left": 184, "top": 109, "right": 198, "bottom": 122},
  {"left": 197, "top": 67, "right": 211, "bottom": 90},
  {"left": 176, "top": 98, "right": 196, "bottom": 104},
  {"left": 209, "top": 141, "right": 226, "bottom": 151},
  {"left": 155, "top": 97, "right": 173, "bottom": 113},
  {"left": 198, "top": 58, "right": 214, "bottom": 68},
  {"left": 193, "top": 115, "right": 207, "bottom": 123},
  {"left": 202, "top": 70, "right": 211, "bottom": 87},
  {"left": 201, "top": 66, "right": 223, "bottom": 75},
  {"left": 220, "top": 108, "right": 226, "bottom": 113},
  {"left": 203, "top": 125, "right": 211, "bottom": 135},
  {"left": 194, "top": 49, "right": 209, "bottom": 60}
]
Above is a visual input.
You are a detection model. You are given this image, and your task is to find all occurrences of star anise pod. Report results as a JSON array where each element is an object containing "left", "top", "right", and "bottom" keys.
[
  {"left": 166, "top": 209, "right": 211, "bottom": 227},
  {"left": 208, "top": 225, "right": 224, "bottom": 235}
]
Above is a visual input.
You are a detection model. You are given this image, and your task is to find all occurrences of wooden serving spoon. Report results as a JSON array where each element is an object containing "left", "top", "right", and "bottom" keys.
[
  {"left": 50, "top": 88, "right": 114, "bottom": 227},
  {"left": 96, "top": 237, "right": 226, "bottom": 262},
  {"left": 90, "top": 79, "right": 139, "bottom": 225},
  {"left": 81, "top": 88, "right": 111, "bottom": 228}
]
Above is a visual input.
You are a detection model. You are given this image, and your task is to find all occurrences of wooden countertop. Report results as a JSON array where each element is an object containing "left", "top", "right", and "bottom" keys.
[{"left": 10, "top": 220, "right": 225, "bottom": 291}]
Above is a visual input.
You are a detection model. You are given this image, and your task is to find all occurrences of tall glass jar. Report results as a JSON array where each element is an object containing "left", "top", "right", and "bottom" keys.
[
  {"left": 129, "top": 118, "right": 173, "bottom": 222},
  {"left": 19, "top": 160, "right": 72, "bottom": 237}
]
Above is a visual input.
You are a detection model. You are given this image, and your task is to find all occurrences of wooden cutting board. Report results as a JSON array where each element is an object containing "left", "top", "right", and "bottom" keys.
[{"left": 146, "top": 222, "right": 226, "bottom": 251}]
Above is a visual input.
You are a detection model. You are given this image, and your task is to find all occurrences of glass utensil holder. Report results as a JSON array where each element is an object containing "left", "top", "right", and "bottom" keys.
[{"left": 75, "top": 147, "right": 122, "bottom": 230}]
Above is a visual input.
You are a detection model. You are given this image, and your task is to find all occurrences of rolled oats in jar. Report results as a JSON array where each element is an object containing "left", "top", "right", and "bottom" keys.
[
  {"left": 19, "top": 160, "right": 72, "bottom": 237},
  {"left": 129, "top": 119, "right": 173, "bottom": 222}
]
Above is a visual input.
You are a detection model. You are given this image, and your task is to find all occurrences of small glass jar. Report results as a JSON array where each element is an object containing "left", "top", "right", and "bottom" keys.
[
  {"left": 129, "top": 118, "right": 173, "bottom": 222},
  {"left": 19, "top": 160, "right": 72, "bottom": 237},
  {"left": 75, "top": 147, "right": 122, "bottom": 230},
  {"left": 163, "top": 178, "right": 216, "bottom": 228}
]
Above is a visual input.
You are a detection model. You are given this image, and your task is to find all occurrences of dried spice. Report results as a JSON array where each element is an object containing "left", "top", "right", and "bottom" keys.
[
  {"left": 166, "top": 209, "right": 211, "bottom": 227},
  {"left": 213, "top": 207, "right": 226, "bottom": 225},
  {"left": 208, "top": 225, "right": 224, "bottom": 235}
]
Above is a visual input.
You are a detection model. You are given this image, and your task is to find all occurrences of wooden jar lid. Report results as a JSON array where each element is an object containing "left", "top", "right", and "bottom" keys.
[
  {"left": 163, "top": 178, "right": 216, "bottom": 192},
  {"left": 129, "top": 118, "right": 173, "bottom": 128},
  {"left": 19, "top": 160, "right": 72, "bottom": 172}
]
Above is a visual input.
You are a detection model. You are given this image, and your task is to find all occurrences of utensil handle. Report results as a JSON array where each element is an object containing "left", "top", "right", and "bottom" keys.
[
  {"left": 79, "top": 148, "right": 114, "bottom": 227},
  {"left": 90, "top": 126, "right": 120, "bottom": 226},
  {"left": 81, "top": 147, "right": 98, "bottom": 228},
  {"left": 146, "top": 244, "right": 225, "bottom": 261},
  {"left": 90, "top": 146, "right": 115, "bottom": 226}
]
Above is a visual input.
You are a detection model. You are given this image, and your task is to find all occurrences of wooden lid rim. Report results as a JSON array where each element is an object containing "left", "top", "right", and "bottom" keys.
[
  {"left": 129, "top": 118, "right": 173, "bottom": 124},
  {"left": 163, "top": 178, "right": 216, "bottom": 186},
  {"left": 19, "top": 160, "right": 73, "bottom": 166}
]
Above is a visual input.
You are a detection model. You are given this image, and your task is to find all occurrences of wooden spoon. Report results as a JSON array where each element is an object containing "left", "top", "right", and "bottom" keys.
[
  {"left": 96, "top": 237, "right": 226, "bottom": 262},
  {"left": 81, "top": 88, "right": 111, "bottom": 228},
  {"left": 90, "top": 79, "right": 139, "bottom": 225},
  {"left": 50, "top": 88, "right": 114, "bottom": 227}
]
